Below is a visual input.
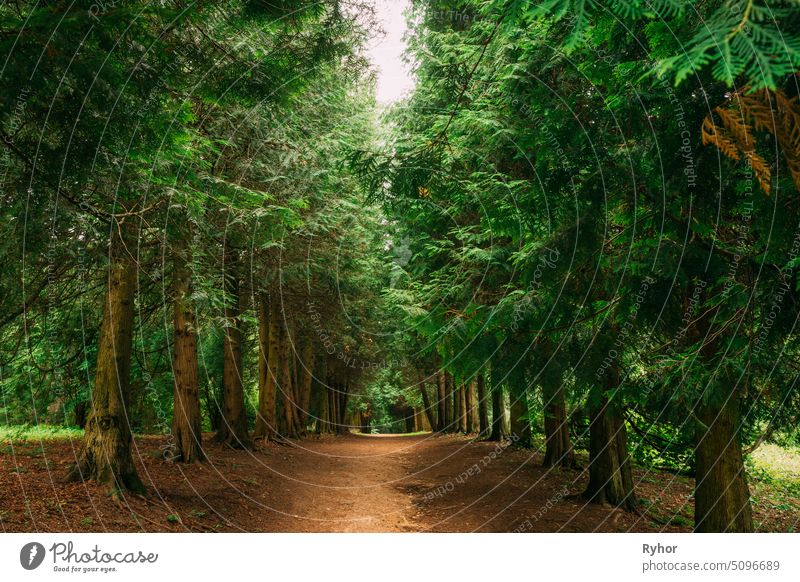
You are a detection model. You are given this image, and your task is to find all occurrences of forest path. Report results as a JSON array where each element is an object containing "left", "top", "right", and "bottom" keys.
[
  {"left": 0, "top": 433, "right": 687, "bottom": 532},
  {"left": 258, "top": 433, "right": 422, "bottom": 532},
  {"left": 211, "top": 432, "right": 674, "bottom": 532}
]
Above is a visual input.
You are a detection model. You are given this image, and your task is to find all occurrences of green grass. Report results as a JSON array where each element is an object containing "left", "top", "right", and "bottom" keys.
[
  {"left": 747, "top": 444, "right": 800, "bottom": 517},
  {"left": 750, "top": 443, "right": 800, "bottom": 481},
  {"left": 0, "top": 424, "right": 83, "bottom": 443}
]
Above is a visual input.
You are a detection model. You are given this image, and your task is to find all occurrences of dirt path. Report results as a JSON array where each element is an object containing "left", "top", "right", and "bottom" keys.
[
  {"left": 0, "top": 432, "right": 703, "bottom": 532},
  {"left": 256, "top": 434, "right": 420, "bottom": 532}
]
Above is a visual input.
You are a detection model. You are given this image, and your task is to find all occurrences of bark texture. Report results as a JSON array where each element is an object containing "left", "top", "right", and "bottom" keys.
[
  {"left": 436, "top": 370, "right": 446, "bottom": 432},
  {"left": 542, "top": 381, "right": 574, "bottom": 468},
  {"left": 298, "top": 338, "right": 315, "bottom": 430},
  {"left": 279, "top": 321, "right": 298, "bottom": 438},
  {"left": 476, "top": 374, "right": 489, "bottom": 435},
  {"left": 170, "top": 237, "right": 204, "bottom": 462},
  {"left": 215, "top": 265, "right": 251, "bottom": 448},
  {"left": 465, "top": 379, "right": 476, "bottom": 433},
  {"left": 694, "top": 396, "right": 753, "bottom": 532},
  {"left": 458, "top": 381, "right": 467, "bottom": 433},
  {"left": 70, "top": 223, "right": 144, "bottom": 495},
  {"left": 488, "top": 381, "right": 506, "bottom": 441},
  {"left": 444, "top": 371, "right": 454, "bottom": 431},
  {"left": 509, "top": 387, "right": 531, "bottom": 447},
  {"left": 583, "top": 370, "right": 635, "bottom": 510},
  {"left": 417, "top": 371, "right": 437, "bottom": 431},
  {"left": 254, "top": 294, "right": 279, "bottom": 439}
]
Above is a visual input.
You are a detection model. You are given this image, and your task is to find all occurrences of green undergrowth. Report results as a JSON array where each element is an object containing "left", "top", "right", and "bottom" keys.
[
  {"left": 0, "top": 424, "right": 84, "bottom": 443},
  {"left": 747, "top": 444, "right": 800, "bottom": 526}
]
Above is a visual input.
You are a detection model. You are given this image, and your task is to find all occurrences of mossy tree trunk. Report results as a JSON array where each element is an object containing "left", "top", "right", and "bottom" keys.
[
  {"left": 70, "top": 221, "right": 144, "bottom": 496},
  {"left": 170, "top": 233, "right": 204, "bottom": 463}
]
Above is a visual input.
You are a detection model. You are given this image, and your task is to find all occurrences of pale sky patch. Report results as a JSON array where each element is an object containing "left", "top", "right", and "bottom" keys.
[{"left": 367, "top": 0, "right": 415, "bottom": 105}]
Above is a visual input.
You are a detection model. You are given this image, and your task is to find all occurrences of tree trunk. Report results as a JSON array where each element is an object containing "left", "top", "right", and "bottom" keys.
[
  {"left": 459, "top": 381, "right": 468, "bottom": 433},
  {"left": 488, "top": 381, "right": 506, "bottom": 441},
  {"left": 316, "top": 380, "right": 328, "bottom": 434},
  {"left": 583, "top": 367, "right": 635, "bottom": 510},
  {"left": 454, "top": 377, "right": 462, "bottom": 432},
  {"left": 254, "top": 294, "right": 278, "bottom": 439},
  {"left": 170, "top": 236, "right": 204, "bottom": 463},
  {"left": 436, "top": 370, "right": 446, "bottom": 432},
  {"left": 298, "top": 338, "right": 315, "bottom": 431},
  {"left": 444, "top": 371, "right": 454, "bottom": 431},
  {"left": 215, "top": 266, "right": 251, "bottom": 448},
  {"left": 466, "top": 379, "right": 478, "bottom": 433},
  {"left": 502, "top": 389, "right": 512, "bottom": 437},
  {"left": 451, "top": 374, "right": 459, "bottom": 432},
  {"left": 417, "top": 371, "right": 437, "bottom": 431},
  {"left": 509, "top": 386, "right": 531, "bottom": 447},
  {"left": 290, "top": 335, "right": 304, "bottom": 436},
  {"left": 279, "top": 321, "right": 298, "bottom": 439},
  {"left": 337, "top": 380, "right": 350, "bottom": 434},
  {"left": 476, "top": 374, "right": 489, "bottom": 435},
  {"left": 315, "top": 359, "right": 328, "bottom": 433},
  {"left": 70, "top": 222, "right": 144, "bottom": 495},
  {"left": 542, "top": 381, "right": 574, "bottom": 468},
  {"left": 694, "top": 396, "right": 753, "bottom": 532},
  {"left": 322, "top": 386, "right": 331, "bottom": 433},
  {"left": 292, "top": 345, "right": 300, "bottom": 408},
  {"left": 329, "top": 378, "right": 339, "bottom": 434},
  {"left": 201, "top": 332, "right": 224, "bottom": 433}
]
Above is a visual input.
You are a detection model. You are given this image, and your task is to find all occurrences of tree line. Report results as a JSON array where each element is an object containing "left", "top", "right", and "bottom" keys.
[
  {"left": 358, "top": 0, "right": 800, "bottom": 533},
  {"left": 0, "top": 0, "right": 387, "bottom": 495}
]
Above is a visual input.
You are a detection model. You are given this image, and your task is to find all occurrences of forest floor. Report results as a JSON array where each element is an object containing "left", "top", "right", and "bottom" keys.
[{"left": 1, "top": 432, "right": 798, "bottom": 532}]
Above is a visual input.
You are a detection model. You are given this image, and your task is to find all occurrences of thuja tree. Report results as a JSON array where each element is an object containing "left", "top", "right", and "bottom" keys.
[
  {"left": 359, "top": 0, "right": 800, "bottom": 532},
  {"left": 520, "top": 0, "right": 800, "bottom": 532},
  {"left": 0, "top": 1, "right": 200, "bottom": 495},
  {"left": 0, "top": 0, "right": 376, "bottom": 492}
]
